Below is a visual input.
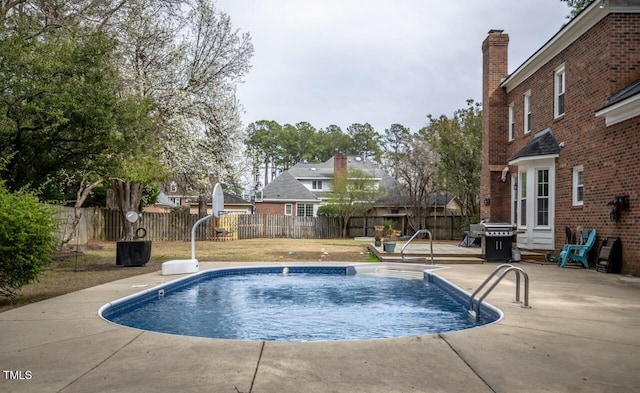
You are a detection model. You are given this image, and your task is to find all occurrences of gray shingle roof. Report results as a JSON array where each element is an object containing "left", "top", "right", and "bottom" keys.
[
  {"left": 288, "top": 155, "right": 387, "bottom": 180},
  {"left": 509, "top": 128, "right": 560, "bottom": 162},
  {"left": 429, "top": 193, "right": 456, "bottom": 206},
  {"left": 262, "top": 172, "right": 319, "bottom": 201},
  {"left": 597, "top": 78, "right": 640, "bottom": 110},
  {"left": 223, "top": 192, "right": 250, "bottom": 204}
]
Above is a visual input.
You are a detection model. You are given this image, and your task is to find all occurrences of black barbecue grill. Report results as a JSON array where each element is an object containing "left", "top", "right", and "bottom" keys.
[{"left": 481, "top": 222, "right": 515, "bottom": 261}]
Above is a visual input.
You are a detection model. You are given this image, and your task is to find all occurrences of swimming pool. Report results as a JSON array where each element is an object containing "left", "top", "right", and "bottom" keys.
[{"left": 99, "top": 264, "right": 502, "bottom": 341}]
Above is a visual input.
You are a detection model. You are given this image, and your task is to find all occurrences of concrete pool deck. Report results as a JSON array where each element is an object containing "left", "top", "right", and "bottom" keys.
[{"left": 1, "top": 261, "right": 639, "bottom": 393}]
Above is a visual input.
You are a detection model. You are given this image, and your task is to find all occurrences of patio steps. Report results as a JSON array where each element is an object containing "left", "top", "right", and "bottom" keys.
[{"left": 367, "top": 243, "right": 547, "bottom": 264}]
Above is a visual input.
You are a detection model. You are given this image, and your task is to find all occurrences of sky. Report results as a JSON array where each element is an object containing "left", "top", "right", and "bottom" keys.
[{"left": 215, "top": 0, "right": 571, "bottom": 134}]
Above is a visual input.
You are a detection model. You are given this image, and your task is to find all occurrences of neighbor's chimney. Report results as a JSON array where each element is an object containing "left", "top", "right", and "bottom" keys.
[
  {"left": 481, "top": 29, "right": 510, "bottom": 222},
  {"left": 334, "top": 153, "right": 347, "bottom": 177}
]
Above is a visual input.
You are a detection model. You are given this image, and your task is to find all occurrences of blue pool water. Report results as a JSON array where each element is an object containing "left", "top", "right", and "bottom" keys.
[{"left": 101, "top": 266, "right": 500, "bottom": 341}]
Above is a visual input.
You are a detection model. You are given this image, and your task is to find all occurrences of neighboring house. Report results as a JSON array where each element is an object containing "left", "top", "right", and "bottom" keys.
[
  {"left": 370, "top": 192, "right": 463, "bottom": 217},
  {"left": 481, "top": 1, "right": 640, "bottom": 274},
  {"left": 163, "top": 180, "right": 195, "bottom": 208},
  {"left": 428, "top": 193, "right": 463, "bottom": 217},
  {"left": 143, "top": 191, "right": 175, "bottom": 213},
  {"left": 214, "top": 193, "right": 253, "bottom": 215},
  {"left": 145, "top": 179, "right": 252, "bottom": 215},
  {"left": 255, "top": 153, "right": 463, "bottom": 221},
  {"left": 287, "top": 154, "right": 395, "bottom": 201},
  {"left": 254, "top": 171, "right": 321, "bottom": 216},
  {"left": 254, "top": 153, "right": 397, "bottom": 216}
]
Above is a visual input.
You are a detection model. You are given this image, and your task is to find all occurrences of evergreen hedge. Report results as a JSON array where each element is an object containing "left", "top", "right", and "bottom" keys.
[{"left": 0, "top": 183, "right": 58, "bottom": 298}]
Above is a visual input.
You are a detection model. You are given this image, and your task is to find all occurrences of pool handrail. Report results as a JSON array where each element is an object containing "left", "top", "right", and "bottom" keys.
[
  {"left": 400, "top": 229, "right": 434, "bottom": 265},
  {"left": 469, "top": 265, "right": 530, "bottom": 321}
]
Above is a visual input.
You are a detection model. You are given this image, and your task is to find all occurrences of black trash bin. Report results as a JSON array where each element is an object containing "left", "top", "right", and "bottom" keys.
[{"left": 116, "top": 240, "right": 152, "bottom": 267}]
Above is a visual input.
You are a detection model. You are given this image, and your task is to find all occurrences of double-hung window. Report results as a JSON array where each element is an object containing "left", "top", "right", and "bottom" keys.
[
  {"left": 312, "top": 180, "right": 323, "bottom": 190},
  {"left": 572, "top": 166, "right": 584, "bottom": 206},
  {"left": 519, "top": 172, "right": 527, "bottom": 226},
  {"left": 554, "top": 65, "right": 565, "bottom": 118},
  {"left": 284, "top": 203, "right": 293, "bottom": 216},
  {"left": 524, "top": 90, "right": 532, "bottom": 134},
  {"left": 508, "top": 103, "right": 515, "bottom": 141},
  {"left": 536, "top": 169, "right": 550, "bottom": 226}
]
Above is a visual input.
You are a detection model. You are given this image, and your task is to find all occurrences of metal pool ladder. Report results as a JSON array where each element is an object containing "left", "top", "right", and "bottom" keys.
[
  {"left": 400, "top": 229, "right": 434, "bottom": 264},
  {"left": 468, "top": 264, "right": 531, "bottom": 321}
]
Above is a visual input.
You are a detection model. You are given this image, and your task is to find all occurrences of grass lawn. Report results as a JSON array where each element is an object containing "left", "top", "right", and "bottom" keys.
[{"left": 0, "top": 238, "right": 375, "bottom": 312}]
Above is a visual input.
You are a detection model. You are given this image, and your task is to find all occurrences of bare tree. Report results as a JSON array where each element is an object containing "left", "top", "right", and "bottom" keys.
[{"left": 394, "top": 135, "right": 438, "bottom": 232}]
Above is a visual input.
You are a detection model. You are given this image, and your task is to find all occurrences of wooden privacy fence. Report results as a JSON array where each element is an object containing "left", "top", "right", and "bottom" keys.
[
  {"left": 94, "top": 210, "right": 341, "bottom": 241},
  {"left": 347, "top": 215, "right": 467, "bottom": 240},
  {"left": 235, "top": 214, "right": 340, "bottom": 239},
  {"left": 92, "top": 209, "right": 462, "bottom": 242},
  {"left": 97, "top": 210, "right": 212, "bottom": 241}
]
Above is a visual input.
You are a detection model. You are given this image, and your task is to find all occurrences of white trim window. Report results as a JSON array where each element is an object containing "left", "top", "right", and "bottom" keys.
[
  {"left": 296, "top": 203, "right": 314, "bottom": 217},
  {"left": 554, "top": 65, "right": 565, "bottom": 118},
  {"left": 509, "top": 102, "right": 515, "bottom": 141},
  {"left": 511, "top": 174, "right": 518, "bottom": 225},
  {"left": 524, "top": 90, "right": 532, "bottom": 134},
  {"left": 536, "top": 169, "right": 550, "bottom": 226},
  {"left": 519, "top": 171, "right": 527, "bottom": 226},
  {"left": 312, "top": 180, "right": 323, "bottom": 190},
  {"left": 572, "top": 166, "right": 584, "bottom": 206},
  {"left": 285, "top": 203, "right": 293, "bottom": 216}
]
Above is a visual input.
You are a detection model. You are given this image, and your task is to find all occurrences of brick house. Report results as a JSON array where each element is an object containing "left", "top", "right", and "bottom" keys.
[
  {"left": 481, "top": 0, "right": 640, "bottom": 274},
  {"left": 143, "top": 177, "right": 252, "bottom": 215},
  {"left": 254, "top": 153, "right": 397, "bottom": 216},
  {"left": 254, "top": 171, "right": 321, "bottom": 216}
]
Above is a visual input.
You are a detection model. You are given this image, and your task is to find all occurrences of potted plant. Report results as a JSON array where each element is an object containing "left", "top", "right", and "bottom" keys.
[
  {"left": 374, "top": 231, "right": 382, "bottom": 247},
  {"left": 382, "top": 222, "right": 398, "bottom": 253}
]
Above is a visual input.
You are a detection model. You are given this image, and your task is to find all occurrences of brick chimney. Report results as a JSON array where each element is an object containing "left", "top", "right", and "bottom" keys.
[
  {"left": 481, "top": 29, "right": 510, "bottom": 222},
  {"left": 333, "top": 153, "right": 347, "bottom": 177}
]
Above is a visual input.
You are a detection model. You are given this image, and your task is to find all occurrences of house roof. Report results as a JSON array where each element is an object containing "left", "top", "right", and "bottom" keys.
[
  {"left": 600, "top": 78, "right": 640, "bottom": 109},
  {"left": 262, "top": 171, "right": 320, "bottom": 202},
  {"left": 288, "top": 155, "right": 388, "bottom": 180},
  {"left": 607, "top": 79, "right": 640, "bottom": 106},
  {"left": 595, "top": 78, "right": 640, "bottom": 126},
  {"left": 509, "top": 128, "right": 560, "bottom": 163},
  {"left": 376, "top": 190, "right": 458, "bottom": 208},
  {"left": 428, "top": 193, "right": 457, "bottom": 206},
  {"left": 223, "top": 192, "right": 251, "bottom": 205},
  {"left": 155, "top": 192, "right": 174, "bottom": 207},
  {"left": 288, "top": 161, "right": 333, "bottom": 178},
  {"left": 501, "top": 0, "right": 608, "bottom": 92}
]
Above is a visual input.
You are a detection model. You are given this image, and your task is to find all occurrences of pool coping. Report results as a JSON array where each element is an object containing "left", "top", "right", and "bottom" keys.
[{"left": 2, "top": 261, "right": 640, "bottom": 393}]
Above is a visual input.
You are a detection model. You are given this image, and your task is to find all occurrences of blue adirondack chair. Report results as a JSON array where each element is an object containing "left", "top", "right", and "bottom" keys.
[{"left": 558, "top": 229, "right": 596, "bottom": 268}]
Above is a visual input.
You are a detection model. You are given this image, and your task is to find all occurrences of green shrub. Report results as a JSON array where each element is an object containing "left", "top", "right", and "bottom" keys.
[
  {"left": 0, "top": 183, "right": 58, "bottom": 298},
  {"left": 317, "top": 204, "right": 339, "bottom": 217}
]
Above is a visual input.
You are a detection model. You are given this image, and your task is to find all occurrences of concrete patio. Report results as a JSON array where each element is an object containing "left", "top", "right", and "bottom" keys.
[{"left": 1, "top": 260, "right": 639, "bottom": 393}]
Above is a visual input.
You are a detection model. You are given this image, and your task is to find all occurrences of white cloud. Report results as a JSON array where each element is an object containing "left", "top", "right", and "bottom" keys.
[{"left": 217, "top": 0, "right": 570, "bottom": 133}]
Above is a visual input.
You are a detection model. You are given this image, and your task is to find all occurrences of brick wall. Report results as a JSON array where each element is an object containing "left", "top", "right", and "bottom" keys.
[
  {"left": 501, "top": 13, "right": 640, "bottom": 274},
  {"left": 481, "top": 30, "right": 511, "bottom": 222},
  {"left": 255, "top": 202, "right": 288, "bottom": 215}
]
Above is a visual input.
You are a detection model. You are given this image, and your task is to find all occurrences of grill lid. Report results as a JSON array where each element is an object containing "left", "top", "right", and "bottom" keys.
[
  {"left": 481, "top": 222, "right": 515, "bottom": 237},
  {"left": 481, "top": 222, "right": 515, "bottom": 230}
]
